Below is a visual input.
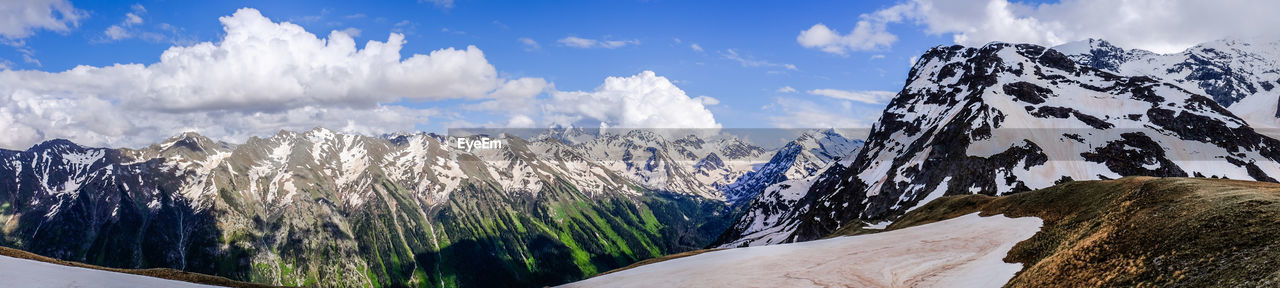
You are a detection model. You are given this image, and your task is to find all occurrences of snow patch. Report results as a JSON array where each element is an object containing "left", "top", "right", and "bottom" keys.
[
  {"left": 567, "top": 213, "right": 1042, "bottom": 288},
  {"left": 0, "top": 254, "right": 218, "bottom": 288}
]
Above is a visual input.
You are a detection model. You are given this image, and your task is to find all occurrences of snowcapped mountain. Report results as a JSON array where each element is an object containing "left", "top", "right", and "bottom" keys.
[
  {"left": 568, "top": 129, "right": 767, "bottom": 199},
  {"left": 716, "top": 41, "right": 1280, "bottom": 246},
  {"left": 0, "top": 127, "right": 782, "bottom": 287},
  {"left": 720, "top": 129, "right": 863, "bottom": 204},
  {"left": 711, "top": 129, "right": 863, "bottom": 247},
  {"left": 1054, "top": 38, "right": 1280, "bottom": 131}
]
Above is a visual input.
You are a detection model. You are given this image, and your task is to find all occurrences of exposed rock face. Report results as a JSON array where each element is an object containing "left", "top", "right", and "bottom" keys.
[
  {"left": 1055, "top": 38, "right": 1280, "bottom": 128},
  {"left": 0, "top": 129, "right": 770, "bottom": 287},
  {"left": 717, "top": 41, "right": 1280, "bottom": 246},
  {"left": 713, "top": 130, "right": 863, "bottom": 247}
]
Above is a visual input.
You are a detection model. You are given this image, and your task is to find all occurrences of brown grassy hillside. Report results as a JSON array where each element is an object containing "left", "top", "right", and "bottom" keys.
[{"left": 889, "top": 176, "right": 1280, "bottom": 287}]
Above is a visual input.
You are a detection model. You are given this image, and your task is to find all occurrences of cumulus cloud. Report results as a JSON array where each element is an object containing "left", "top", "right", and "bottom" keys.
[
  {"left": 338, "top": 27, "right": 361, "bottom": 38},
  {"left": 505, "top": 115, "right": 536, "bottom": 128},
  {"left": 0, "top": 8, "right": 542, "bottom": 149},
  {"left": 690, "top": 43, "right": 703, "bottom": 52},
  {"left": 802, "top": 0, "right": 1280, "bottom": 54},
  {"left": 0, "top": 0, "right": 86, "bottom": 40},
  {"left": 545, "top": 71, "right": 719, "bottom": 128},
  {"left": 558, "top": 36, "right": 639, "bottom": 49},
  {"left": 808, "top": 89, "right": 896, "bottom": 104}
]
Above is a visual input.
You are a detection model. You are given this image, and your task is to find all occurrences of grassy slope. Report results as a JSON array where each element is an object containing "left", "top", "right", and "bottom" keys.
[
  {"left": 327, "top": 178, "right": 733, "bottom": 288},
  {"left": 0, "top": 246, "right": 279, "bottom": 288},
  {"left": 883, "top": 176, "right": 1280, "bottom": 287}
]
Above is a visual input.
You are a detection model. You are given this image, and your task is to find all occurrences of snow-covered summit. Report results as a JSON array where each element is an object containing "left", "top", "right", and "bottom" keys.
[
  {"left": 1055, "top": 38, "right": 1280, "bottom": 131},
  {"left": 717, "top": 41, "right": 1280, "bottom": 247}
]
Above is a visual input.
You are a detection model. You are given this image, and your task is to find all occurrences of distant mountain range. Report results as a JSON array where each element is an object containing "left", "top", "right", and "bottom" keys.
[
  {"left": 7, "top": 37, "right": 1280, "bottom": 287},
  {"left": 0, "top": 127, "right": 854, "bottom": 287}
]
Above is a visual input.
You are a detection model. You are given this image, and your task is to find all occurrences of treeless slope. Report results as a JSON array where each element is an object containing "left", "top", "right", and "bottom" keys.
[
  {"left": 0, "top": 246, "right": 279, "bottom": 288},
  {"left": 562, "top": 213, "right": 1042, "bottom": 287},
  {"left": 895, "top": 176, "right": 1280, "bottom": 287}
]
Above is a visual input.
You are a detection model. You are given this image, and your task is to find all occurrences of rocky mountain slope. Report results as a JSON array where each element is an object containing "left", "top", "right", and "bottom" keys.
[
  {"left": 716, "top": 41, "right": 1280, "bottom": 246},
  {"left": 0, "top": 128, "right": 784, "bottom": 287},
  {"left": 713, "top": 129, "right": 863, "bottom": 247},
  {"left": 719, "top": 129, "right": 862, "bottom": 204},
  {"left": 1054, "top": 38, "right": 1280, "bottom": 130}
]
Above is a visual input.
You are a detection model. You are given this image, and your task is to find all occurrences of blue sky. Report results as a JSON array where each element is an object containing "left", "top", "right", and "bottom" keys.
[
  {"left": 0, "top": 0, "right": 1271, "bottom": 148},
  {"left": 3, "top": 1, "right": 939, "bottom": 130}
]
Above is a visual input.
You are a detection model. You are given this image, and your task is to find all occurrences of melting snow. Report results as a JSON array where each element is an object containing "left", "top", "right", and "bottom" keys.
[
  {"left": 566, "top": 213, "right": 1042, "bottom": 288},
  {"left": 0, "top": 254, "right": 218, "bottom": 288}
]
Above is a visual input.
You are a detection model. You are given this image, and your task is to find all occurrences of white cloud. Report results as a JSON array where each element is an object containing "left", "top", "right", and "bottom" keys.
[
  {"left": 808, "top": 89, "right": 896, "bottom": 104},
  {"left": 776, "top": 86, "right": 797, "bottom": 93},
  {"left": 338, "top": 27, "right": 361, "bottom": 38},
  {"left": 0, "top": 0, "right": 85, "bottom": 40},
  {"left": 545, "top": 71, "right": 719, "bottom": 128},
  {"left": 796, "top": 3, "right": 911, "bottom": 55},
  {"left": 103, "top": 25, "right": 129, "bottom": 40},
  {"left": 721, "top": 49, "right": 798, "bottom": 71},
  {"left": 694, "top": 95, "right": 720, "bottom": 106},
  {"left": 518, "top": 37, "right": 540, "bottom": 51},
  {"left": 691, "top": 43, "right": 703, "bottom": 52},
  {"left": 101, "top": 4, "right": 149, "bottom": 41},
  {"left": 804, "top": 0, "right": 1280, "bottom": 55},
  {"left": 124, "top": 13, "right": 143, "bottom": 25},
  {"left": 0, "top": 8, "right": 542, "bottom": 149},
  {"left": 558, "top": 36, "right": 640, "bottom": 49},
  {"left": 506, "top": 115, "right": 536, "bottom": 128}
]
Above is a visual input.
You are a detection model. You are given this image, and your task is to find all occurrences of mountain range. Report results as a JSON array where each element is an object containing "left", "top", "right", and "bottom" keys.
[
  {"left": 0, "top": 127, "right": 855, "bottom": 287},
  {"left": 6, "top": 37, "right": 1280, "bottom": 287},
  {"left": 714, "top": 38, "right": 1280, "bottom": 246}
]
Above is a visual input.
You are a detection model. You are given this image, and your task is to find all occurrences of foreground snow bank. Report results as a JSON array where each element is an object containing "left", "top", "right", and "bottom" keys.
[
  {"left": 564, "top": 213, "right": 1042, "bottom": 288},
  {"left": 0, "top": 254, "right": 219, "bottom": 288}
]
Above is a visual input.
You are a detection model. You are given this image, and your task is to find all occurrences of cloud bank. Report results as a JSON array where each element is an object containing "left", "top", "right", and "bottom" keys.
[
  {"left": 545, "top": 71, "right": 720, "bottom": 129},
  {"left": 800, "top": 0, "right": 1280, "bottom": 54},
  {"left": 0, "top": 0, "right": 85, "bottom": 40},
  {"left": 0, "top": 8, "right": 540, "bottom": 149},
  {"left": 0, "top": 8, "right": 725, "bottom": 148}
]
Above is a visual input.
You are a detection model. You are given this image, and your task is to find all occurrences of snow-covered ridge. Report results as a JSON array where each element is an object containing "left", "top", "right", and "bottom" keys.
[
  {"left": 714, "top": 129, "right": 864, "bottom": 247},
  {"left": 2, "top": 127, "right": 812, "bottom": 221},
  {"left": 568, "top": 213, "right": 1042, "bottom": 288},
  {"left": 716, "top": 40, "right": 1280, "bottom": 247},
  {"left": 720, "top": 129, "right": 863, "bottom": 204},
  {"left": 1054, "top": 38, "right": 1280, "bottom": 131},
  {"left": 0, "top": 254, "right": 218, "bottom": 288}
]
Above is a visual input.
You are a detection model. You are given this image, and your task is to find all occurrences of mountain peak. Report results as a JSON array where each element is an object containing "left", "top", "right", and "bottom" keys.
[{"left": 29, "top": 138, "right": 82, "bottom": 152}]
